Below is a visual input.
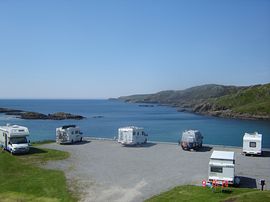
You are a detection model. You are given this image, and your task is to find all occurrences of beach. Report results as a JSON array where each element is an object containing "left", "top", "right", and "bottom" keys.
[{"left": 41, "top": 138, "right": 270, "bottom": 202}]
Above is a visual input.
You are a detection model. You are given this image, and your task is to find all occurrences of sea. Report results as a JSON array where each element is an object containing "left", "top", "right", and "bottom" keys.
[{"left": 0, "top": 99, "right": 269, "bottom": 148}]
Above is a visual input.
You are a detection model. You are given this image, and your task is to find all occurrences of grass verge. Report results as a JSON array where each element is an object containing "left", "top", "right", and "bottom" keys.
[
  {"left": 0, "top": 146, "right": 75, "bottom": 202},
  {"left": 145, "top": 185, "right": 270, "bottom": 202}
]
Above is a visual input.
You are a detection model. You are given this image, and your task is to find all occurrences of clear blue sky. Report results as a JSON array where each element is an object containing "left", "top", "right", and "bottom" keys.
[{"left": 0, "top": 0, "right": 269, "bottom": 99}]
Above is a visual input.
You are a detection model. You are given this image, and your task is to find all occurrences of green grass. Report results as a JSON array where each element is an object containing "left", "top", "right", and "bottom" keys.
[
  {"left": 0, "top": 147, "right": 75, "bottom": 202},
  {"left": 145, "top": 185, "right": 270, "bottom": 202},
  {"left": 31, "top": 140, "right": 55, "bottom": 146}
]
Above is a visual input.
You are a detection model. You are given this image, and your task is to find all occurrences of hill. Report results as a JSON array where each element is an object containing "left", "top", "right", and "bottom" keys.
[{"left": 119, "top": 83, "right": 270, "bottom": 120}]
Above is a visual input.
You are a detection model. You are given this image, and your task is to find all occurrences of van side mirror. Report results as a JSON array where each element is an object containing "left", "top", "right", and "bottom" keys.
[
  {"left": 8, "top": 141, "right": 11, "bottom": 145},
  {"left": 29, "top": 140, "right": 30, "bottom": 143}
]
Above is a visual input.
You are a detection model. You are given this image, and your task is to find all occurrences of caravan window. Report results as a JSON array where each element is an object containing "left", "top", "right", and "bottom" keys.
[
  {"left": 210, "top": 166, "right": 223, "bottom": 173},
  {"left": 249, "top": 142, "right": 256, "bottom": 148}
]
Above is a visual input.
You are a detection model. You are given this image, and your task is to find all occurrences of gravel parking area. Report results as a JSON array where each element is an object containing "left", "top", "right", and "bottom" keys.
[{"left": 41, "top": 138, "right": 270, "bottom": 202}]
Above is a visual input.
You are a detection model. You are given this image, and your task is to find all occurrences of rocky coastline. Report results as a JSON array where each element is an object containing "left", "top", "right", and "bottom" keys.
[
  {"left": 119, "top": 83, "right": 270, "bottom": 121},
  {"left": 178, "top": 102, "right": 270, "bottom": 121},
  {"left": 0, "top": 108, "right": 85, "bottom": 120}
]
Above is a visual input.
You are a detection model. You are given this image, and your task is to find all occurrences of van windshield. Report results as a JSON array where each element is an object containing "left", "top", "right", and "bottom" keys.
[{"left": 10, "top": 137, "right": 28, "bottom": 144}]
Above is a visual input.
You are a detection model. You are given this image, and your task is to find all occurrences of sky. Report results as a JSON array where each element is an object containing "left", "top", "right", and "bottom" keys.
[{"left": 0, "top": 0, "right": 269, "bottom": 99}]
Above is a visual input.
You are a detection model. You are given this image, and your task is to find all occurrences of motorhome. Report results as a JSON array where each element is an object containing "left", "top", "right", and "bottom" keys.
[
  {"left": 180, "top": 130, "right": 203, "bottom": 150},
  {"left": 0, "top": 124, "right": 30, "bottom": 154},
  {"left": 56, "top": 125, "right": 83, "bottom": 144},
  {"left": 243, "top": 132, "right": 262, "bottom": 155},
  {"left": 208, "top": 150, "right": 238, "bottom": 185},
  {"left": 118, "top": 126, "right": 148, "bottom": 146}
]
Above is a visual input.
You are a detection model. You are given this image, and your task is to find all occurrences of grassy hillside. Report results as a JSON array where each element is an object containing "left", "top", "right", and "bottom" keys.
[
  {"left": 213, "top": 84, "right": 270, "bottom": 115},
  {"left": 145, "top": 185, "right": 270, "bottom": 202},
  {"left": 119, "top": 84, "right": 244, "bottom": 107},
  {"left": 119, "top": 83, "right": 270, "bottom": 120}
]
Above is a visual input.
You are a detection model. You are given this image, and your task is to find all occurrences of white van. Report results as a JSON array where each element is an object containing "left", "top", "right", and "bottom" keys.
[
  {"left": 0, "top": 124, "right": 30, "bottom": 154},
  {"left": 118, "top": 126, "right": 148, "bottom": 146},
  {"left": 243, "top": 132, "right": 262, "bottom": 155},
  {"left": 56, "top": 125, "right": 83, "bottom": 144},
  {"left": 180, "top": 130, "right": 203, "bottom": 150}
]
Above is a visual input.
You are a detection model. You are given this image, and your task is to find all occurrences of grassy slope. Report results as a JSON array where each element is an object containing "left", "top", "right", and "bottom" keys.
[
  {"left": 145, "top": 185, "right": 270, "bottom": 202},
  {"left": 214, "top": 84, "right": 270, "bottom": 115},
  {"left": 0, "top": 147, "right": 75, "bottom": 202}
]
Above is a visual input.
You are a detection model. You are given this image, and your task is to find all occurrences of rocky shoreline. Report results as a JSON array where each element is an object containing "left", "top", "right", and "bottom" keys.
[
  {"left": 0, "top": 108, "right": 85, "bottom": 120},
  {"left": 171, "top": 103, "right": 269, "bottom": 120}
]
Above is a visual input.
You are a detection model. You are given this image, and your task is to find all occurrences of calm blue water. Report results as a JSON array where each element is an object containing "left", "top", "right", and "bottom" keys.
[{"left": 0, "top": 99, "right": 269, "bottom": 148}]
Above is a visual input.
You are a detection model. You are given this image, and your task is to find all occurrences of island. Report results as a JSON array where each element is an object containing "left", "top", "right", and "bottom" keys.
[{"left": 0, "top": 108, "right": 85, "bottom": 120}]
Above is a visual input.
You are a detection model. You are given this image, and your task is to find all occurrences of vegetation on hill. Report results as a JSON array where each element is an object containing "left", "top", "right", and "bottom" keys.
[
  {"left": 214, "top": 84, "right": 270, "bottom": 115},
  {"left": 119, "top": 83, "right": 270, "bottom": 120}
]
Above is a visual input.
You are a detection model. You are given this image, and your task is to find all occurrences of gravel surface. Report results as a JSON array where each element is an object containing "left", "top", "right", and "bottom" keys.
[{"left": 41, "top": 138, "right": 270, "bottom": 202}]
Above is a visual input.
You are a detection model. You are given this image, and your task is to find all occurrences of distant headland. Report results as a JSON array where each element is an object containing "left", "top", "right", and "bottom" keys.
[{"left": 118, "top": 83, "right": 270, "bottom": 120}]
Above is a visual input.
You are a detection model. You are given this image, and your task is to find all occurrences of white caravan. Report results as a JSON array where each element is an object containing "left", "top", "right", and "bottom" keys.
[
  {"left": 208, "top": 150, "right": 237, "bottom": 185},
  {"left": 243, "top": 132, "right": 262, "bottom": 155},
  {"left": 56, "top": 125, "right": 83, "bottom": 144},
  {"left": 0, "top": 124, "right": 30, "bottom": 154},
  {"left": 118, "top": 126, "right": 148, "bottom": 146}
]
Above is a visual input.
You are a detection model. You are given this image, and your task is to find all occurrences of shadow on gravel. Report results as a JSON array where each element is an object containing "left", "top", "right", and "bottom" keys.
[
  {"left": 238, "top": 176, "right": 257, "bottom": 189},
  {"left": 123, "top": 142, "right": 157, "bottom": 148},
  {"left": 196, "top": 146, "right": 213, "bottom": 152},
  {"left": 71, "top": 140, "right": 91, "bottom": 145},
  {"left": 179, "top": 146, "right": 213, "bottom": 152}
]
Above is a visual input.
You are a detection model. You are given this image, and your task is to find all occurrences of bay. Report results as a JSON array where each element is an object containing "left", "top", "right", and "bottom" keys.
[{"left": 0, "top": 99, "right": 269, "bottom": 148}]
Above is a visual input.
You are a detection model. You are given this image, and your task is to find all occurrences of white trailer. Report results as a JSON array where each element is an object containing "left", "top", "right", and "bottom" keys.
[
  {"left": 0, "top": 124, "right": 30, "bottom": 154},
  {"left": 56, "top": 125, "right": 83, "bottom": 144},
  {"left": 208, "top": 150, "right": 237, "bottom": 185},
  {"left": 243, "top": 132, "right": 262, "bottom": 155},
  {"left": 118, "top": 126, "right": 148, "bottom": 146}
]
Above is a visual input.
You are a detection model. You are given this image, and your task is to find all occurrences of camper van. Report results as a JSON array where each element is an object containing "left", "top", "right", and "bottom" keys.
[
  {"left": 243, "top": 132, "right": 262, "bottom": 156},
  {"left": 118, "top": 126, "right": 148, "bottom": 146},
  {"left": 0, "top": 124, "right": 30, "bottom": 154},
  {"left": 208, "top": 150, "right": 238, "bottom": 185},
  {"left": 180, "top": 130, "right": 203, "bottom": 150},
  {"left": 56, "top": 125, "right": 83, "bottom": 144}
]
